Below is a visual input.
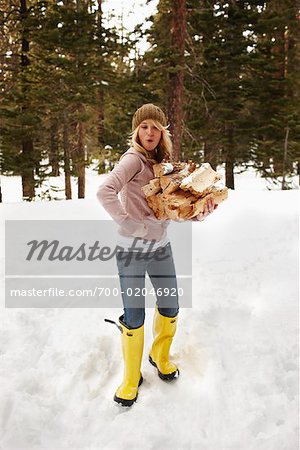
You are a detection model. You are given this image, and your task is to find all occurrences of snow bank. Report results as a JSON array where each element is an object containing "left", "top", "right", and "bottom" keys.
[{"left": 0, "top": 190, "right": 298, "bottom": 450}]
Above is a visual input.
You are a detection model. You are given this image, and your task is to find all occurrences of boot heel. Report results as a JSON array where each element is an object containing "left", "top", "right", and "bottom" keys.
[
  {"left": 149, "top": 355, "right": 179, "bottom": 381},
  {"left": 149, "top": 355, "right": 157, "bottom": 368},
  {"left": 114, "top": 394, "right": 137, "bottom": 407}
]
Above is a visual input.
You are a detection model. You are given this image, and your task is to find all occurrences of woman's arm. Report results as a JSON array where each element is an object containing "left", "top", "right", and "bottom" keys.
[{"left": 97, "top": 153, "right": 146, "bottom": 235}]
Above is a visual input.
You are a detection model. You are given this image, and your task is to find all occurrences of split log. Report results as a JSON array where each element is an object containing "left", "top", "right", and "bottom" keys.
[
  {"left": 159, "top": 161, "right": 198, "bottom": 195},
  {"left": 180, "top": 162, "right": 222, "bottom": 197},
  {"left": 142, "top": 161, "right": 228, "bottom": 221},
  {"left": 163, "top": 190, "right": 198, "bottom": 221},
  {"left": 147, "top": 193, "right": 168, "bottom": 220},
  {"left": 184, "top": 188, "right": 228, "bottom": 220},
  {"left": 153, "top": 162, "right": 174, "bottom": 177},
  {"left": 141, "top": 178, "right": 161, "bottom": 197},
  {"left": 159, "top": 173, "right": 185, "bottom": 195},
  {"left": 153, "top": 160, "right": 197, "bottom": 178}
]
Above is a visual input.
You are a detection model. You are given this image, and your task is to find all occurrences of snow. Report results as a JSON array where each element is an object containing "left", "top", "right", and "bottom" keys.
[
  {"left": 0, "top": 170, "right": 299, "bottom": 449},
  {"left": 0, "top": 165, "right": 104, "bottom": 204}
]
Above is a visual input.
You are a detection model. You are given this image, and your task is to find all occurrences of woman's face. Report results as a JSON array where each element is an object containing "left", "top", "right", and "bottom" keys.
[{"left": 138, "top": 120, "right": 162, "bottom": 152}]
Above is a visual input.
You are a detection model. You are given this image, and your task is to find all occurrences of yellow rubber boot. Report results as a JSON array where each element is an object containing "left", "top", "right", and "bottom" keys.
[
  {"left": 114, "top": 317, "right": 144, "bottom": 407},
  {"left": 149, "top": 308, "right": 179, "bottom": 380}
]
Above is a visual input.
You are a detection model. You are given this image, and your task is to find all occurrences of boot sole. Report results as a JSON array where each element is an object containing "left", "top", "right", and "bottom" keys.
[
  {"left": 113, "top": 375, "right": 143, "bottom": 407},
  {"left": 149, "top": 356, "right": 179, "bottom": 381}
]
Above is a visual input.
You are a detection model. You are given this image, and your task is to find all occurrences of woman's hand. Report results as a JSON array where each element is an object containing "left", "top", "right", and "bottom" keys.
[
  {"left": 132, "top": 222, "right": 148, "bottom": 238},
  {"left": 195, "top": 197, "right": 218, "bottom": 221},
  {"left": 120, "top": 218, "right": 148, "bottom": 238}
]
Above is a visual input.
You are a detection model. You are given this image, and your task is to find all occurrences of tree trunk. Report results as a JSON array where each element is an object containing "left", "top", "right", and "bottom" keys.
[
  {"left": 76, "top": 119, "right": 85, "bottom": 198},
  {"left": 204, "top": 141, "right": 217, "bottom": 171},
  {"left": 20, "top": 0, "right": 35, "bottom": 201},
  {"left": 21, "top": 138, "right": 35, "bottom": 199},
  {"left": 225, "top": 124, "right": 235, "bottom": 189},
  {"left": 97, "top": 0, "right": 105, "bottom": 149},
  {"left": 98, "top": 87, "right": 105, "bottom": 149},
  {"left": 50, "top": 120, "right": 60, "bottom": 176},
  {"left": 281, "top": 127, "right": 289, "bottom": 190},
  {"left": 73, "top": 0, "right": 85, "bottom": 199},
  {"left": 167, "top": 0, "right": 186, "bottom": 161},
  {"left": 63, "top": 111, "right": 72, "bottom": 200}
]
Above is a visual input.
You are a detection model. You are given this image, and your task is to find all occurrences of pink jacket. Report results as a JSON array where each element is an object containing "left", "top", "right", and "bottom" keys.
[{"left": 97, "top": 147, "right": 169, "bottom": 241}]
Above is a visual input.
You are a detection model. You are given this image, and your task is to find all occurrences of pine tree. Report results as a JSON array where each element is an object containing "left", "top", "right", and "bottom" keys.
[
  {"left": 142, "top": 0, "right": 189, "bottom": 159},
  {"left": 167, "top": 0, "right": 187, "bottom": 160},
  {"left": 248, "top": 0, "right": 300, "bottom": 187},
  {"left": 184, "top": 0, "right": 221, "bottom": 167},
  {"left": 1, "top": 0, "right": 114, "bottom": 200},
  {"left": 186, "top": 1, "right": 256, "bottom": 187},
  {"left": 0, "top": 0, "right": 41, "bottom": 200}
]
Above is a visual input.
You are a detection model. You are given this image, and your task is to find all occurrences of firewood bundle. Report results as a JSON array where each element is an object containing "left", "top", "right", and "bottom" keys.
[{"left": 141, "top": 161, "right": 228, "bottom": 221}]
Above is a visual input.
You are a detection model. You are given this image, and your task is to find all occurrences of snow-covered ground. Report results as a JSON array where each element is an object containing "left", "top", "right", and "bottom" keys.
[{"left": 0, "top": 169, "right": 299, "bottom": 449}]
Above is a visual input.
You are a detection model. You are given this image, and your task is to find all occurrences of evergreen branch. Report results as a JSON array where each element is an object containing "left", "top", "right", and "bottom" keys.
[{"left": 0, "top": 9, "right": 20, "bottom": 26}]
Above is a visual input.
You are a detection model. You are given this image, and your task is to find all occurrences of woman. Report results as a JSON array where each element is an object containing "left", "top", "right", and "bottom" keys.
[{"left": 97, "top": 103, "right": 216, "bottom": 406}]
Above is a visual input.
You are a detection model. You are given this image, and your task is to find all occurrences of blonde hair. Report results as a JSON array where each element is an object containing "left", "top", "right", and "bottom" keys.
[{"left": 129, "top": 119, "right": 173, "bottom": 165}]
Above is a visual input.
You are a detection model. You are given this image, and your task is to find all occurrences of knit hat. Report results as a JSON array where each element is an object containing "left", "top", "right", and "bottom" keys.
[{"left": 132, "top": 103, "right": 167, "bottom": 131}]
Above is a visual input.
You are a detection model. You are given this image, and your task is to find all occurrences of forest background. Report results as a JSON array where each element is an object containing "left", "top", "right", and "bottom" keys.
[{"left": 0, "top": 0, "right": 299, "bottom": 202}]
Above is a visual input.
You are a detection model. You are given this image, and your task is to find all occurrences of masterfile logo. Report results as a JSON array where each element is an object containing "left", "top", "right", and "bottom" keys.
[{"left": 5, "top": 220, "right": 192, "bottom": 308}]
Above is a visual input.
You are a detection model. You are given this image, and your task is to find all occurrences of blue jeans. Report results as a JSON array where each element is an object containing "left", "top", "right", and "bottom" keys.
[{"left": 116, "top": 242, "right": 179, "bottom": 329}]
